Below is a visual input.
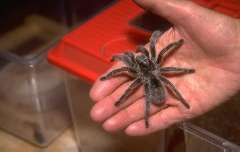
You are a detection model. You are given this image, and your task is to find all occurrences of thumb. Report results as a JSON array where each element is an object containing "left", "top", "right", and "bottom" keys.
[
  {"left": 133, "top": 0, "right": 240, "bottom": 56},
  {"left": 133, "top": 0, "right": 233, "bottom": 29},
  {"left": 133, "top": 0, "right": 197, "bottom": 25}
]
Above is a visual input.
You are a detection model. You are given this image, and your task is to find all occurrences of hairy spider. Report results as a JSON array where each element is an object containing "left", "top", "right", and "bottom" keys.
[{"left": 100, "top": 31, "right": 195, "bottom": 128}]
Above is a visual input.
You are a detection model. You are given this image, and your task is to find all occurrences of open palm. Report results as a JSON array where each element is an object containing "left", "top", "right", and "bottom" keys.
[{"left": 90, "top": 0, "right": 240, "bottom": 136}]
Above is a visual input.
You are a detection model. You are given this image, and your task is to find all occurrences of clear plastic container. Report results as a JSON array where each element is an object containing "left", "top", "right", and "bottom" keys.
[
  {"left": 0, "top": 14, "right": 67, "bottom": 55},
  {"left": 64, "top": 74, "right": 166, "bottom": 152},
  {"left": 180, "top": 93, "right": 240, "bottom": 152},
  {"left": 0, "top": 45, "right": 71, "bottom": 147},
  {"left": 182, "top": 123, "right": 240, "bottom": 152},
  {"left": 0, "top": 0, "right": 69, "bottom": 34},
  {"left": 65, "top": 0, "right": 116, "bottom": 26},
  {"left": 0, "top": 1, "right": 72, "bottom": 146}
]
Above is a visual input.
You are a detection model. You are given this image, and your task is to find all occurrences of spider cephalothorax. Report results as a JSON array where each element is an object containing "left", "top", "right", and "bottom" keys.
[{"left": 100, "top": 31, "right": 195, "bottom": 128}]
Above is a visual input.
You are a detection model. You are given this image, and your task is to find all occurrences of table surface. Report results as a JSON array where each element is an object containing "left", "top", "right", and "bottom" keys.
[{"left": 0, "top": 128, "right": 78, "bottom": 152}]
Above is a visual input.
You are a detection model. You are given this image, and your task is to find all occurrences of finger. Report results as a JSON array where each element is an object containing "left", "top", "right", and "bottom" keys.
[
  {"left": 90, "top": 81, "right": 144, "bottom": 122},
  {"left": 125, "top": 106, "right": 187, "bottom": 136},
  {"left": 90, "top": 62, "right": 130, "bottom": 102},
  {"left": 133, "top": 0, "right": 228, "bottom": 31},
  {"left": 102, "top": 97, "right": 170, "bottom": 132}
]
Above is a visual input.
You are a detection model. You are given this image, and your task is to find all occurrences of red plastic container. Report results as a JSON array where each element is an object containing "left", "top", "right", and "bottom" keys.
[
  {"left": 48, "top": 1, "right": 165, "bottom": 152},
  {"left": 48, "top": 0, "right": 240, "bottom": 83},
  {"left": 48, "top": 0, "right": 150, "bottom": 82},
  {"left": 48, "top": 0, "right": 240, "bottom": 82}
]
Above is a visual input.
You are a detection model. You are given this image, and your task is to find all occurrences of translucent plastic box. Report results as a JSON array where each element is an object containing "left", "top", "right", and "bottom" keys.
[
  {"left": 182, "top": 122, "right": 240, "bottom": 152},
  {"left": 65, "top": 0, "right": 116, "bottom": 26},
  {"left": 181, "top": 93, "right": 240, "bottom": 152},
  {"left": 0, "top": 4, "right": 74, "bottom": 146},
  {"left": 0, "top": 1, "right": 72, "bottom": 146},
  {"left": 0, "top": 49, "right": 71, "bottom": 147},
  {"left": 64, "top": 75, "right": 166, "bottom": 152}
]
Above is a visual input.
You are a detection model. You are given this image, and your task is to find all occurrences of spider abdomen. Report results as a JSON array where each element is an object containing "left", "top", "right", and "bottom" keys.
[{"left": 144, "top": 76, "right": 166, "bottom": 106}]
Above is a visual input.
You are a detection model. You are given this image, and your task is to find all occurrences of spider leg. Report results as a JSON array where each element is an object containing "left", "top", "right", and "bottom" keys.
[
  {"left": 124, "top": 52, "right": 138, "bottom": 68},
  {"left": 111, "top": 52, "right": 137, "bottom": 68},
  {"left": 100, "top": 67, "right": 136, "bottom": 81},
  {"left": 160, "top": 67, "right": 195, "bottom": 75},
  {"left": 111, "top": 54, "right": 132, "bottom": 66},
  {"left": 144, "top": 97, "right": 151, "bottom": 128},
  {"left": 158, "top": 76, "right": 190, "bottom": 109},
  {"left": 150, "top": 31, "right": 163, "bottom": 61},
  {"left": 157, "top": 39, "right": 184, "bottom": 64},
  {"left": 136, "top": 45, "right": 149, "bottom": 58},
  {"left": 115, "top": 78, "right": 142, "bottom": 106},
  {"left": 123, "top": 52, "right": 135, "bottom": 61}
]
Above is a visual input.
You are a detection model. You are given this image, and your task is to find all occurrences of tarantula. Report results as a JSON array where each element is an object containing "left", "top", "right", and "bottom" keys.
[{"left": 100, "top": 31, "right": 195, "bottom": 128}]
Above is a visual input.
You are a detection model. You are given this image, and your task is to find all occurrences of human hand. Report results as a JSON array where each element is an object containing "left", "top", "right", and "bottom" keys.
[{"left": 90, "top": 0, "right": 240, "bottom": 136}]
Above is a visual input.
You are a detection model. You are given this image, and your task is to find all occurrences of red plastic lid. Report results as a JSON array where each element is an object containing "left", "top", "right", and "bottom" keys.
[
  {"left": 48, "top": 0, "right": 149, "bottom": 82},
  {"left": 48, "top": 0, "right": 240, "bottom": 82}
]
